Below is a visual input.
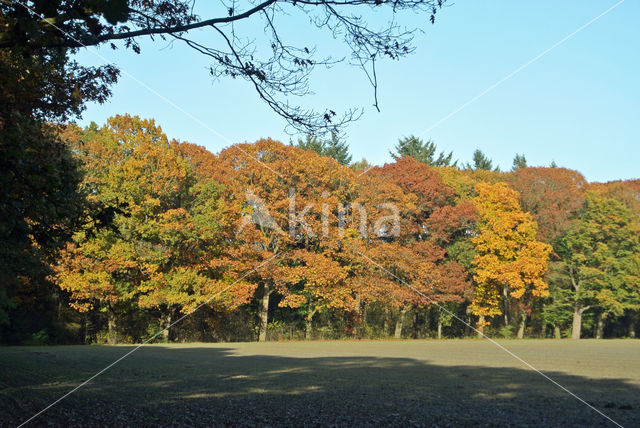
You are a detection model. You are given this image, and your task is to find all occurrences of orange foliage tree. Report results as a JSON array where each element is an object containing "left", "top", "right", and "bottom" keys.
[
  {"left": 471, "top": 182, "right": 552, "bottom": 338},
  {"left": 55, "top": 115, "right": 240, "bottom": 343},
  {"left": 509, "top": 167, "right": 587, "bottom": 243},
  {"left": 213, "top": 139, "right": 361, "bottom": 340},
  {"left": 357, "top": 157, "right": 475, "bottom": 338},
  {"left": 589, "top": 179, "right": 640, "bottom": 214}
]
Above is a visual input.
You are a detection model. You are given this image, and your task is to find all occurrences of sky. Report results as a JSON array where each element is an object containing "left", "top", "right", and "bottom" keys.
[{"left": 73, "top": 0, "right": 640, "bottom": 183}]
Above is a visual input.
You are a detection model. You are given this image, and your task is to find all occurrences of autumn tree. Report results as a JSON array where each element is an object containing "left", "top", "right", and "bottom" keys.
[
  {"left": 214, "top": 139, "right": 361, "bottom": 341},
  {"left": 553, "top": 193, "right": 640, "bottom": 339},
  {"left": 509, "top": 167, "right": 587, "bottom": 243},
  {"left": 357, "top": 240, "right": 471, "bottom": 338},
  {"left": 589, "top": 179, "right": 640, "bottom": 214},
  {"left": 508, "top": 167, "right": 589, "bottom": 336},
  {"left": 55, "top": 115, "right": 237, "bottom": 343},
  {"left": 277, "top": 250, "right": 354, "bottom": 339},
  {"left": 361, "top": 157, "right": 474, "bottom": 338},
  {"left": 470, "top": 182, "right": 552, "bottom": 338},
  {"left": 178, "top": 141, "right": 222, "bottom": 181},
  {"left": 435, "top": 167, "right": 478, "bottom": 202}
]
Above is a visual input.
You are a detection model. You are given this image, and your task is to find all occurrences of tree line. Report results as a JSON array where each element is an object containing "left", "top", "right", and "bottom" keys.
[{"left": 1, "top": 115, "right": 638, "bottom": 344}]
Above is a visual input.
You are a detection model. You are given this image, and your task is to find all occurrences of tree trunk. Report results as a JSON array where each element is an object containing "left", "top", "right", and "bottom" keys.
[
  {"left": 629, "top": 313, "right": 638, "bottom": 338},
  {"left": 258, "top": 283, "right": 272, "bottom": 342},
  {"left": 357, "top": 297, "right": 365, "bottom": 338},
  {"left": 162, "top": 310, "right": 172, "bottom": 342},
  {"left": 107, "top": 309, "right": 117, "bottom": 345},
  {"left": 305, "top": 307, "right": 316, "bottom": 340},
  {"left": 554, "top": 325, "right": 561, "bottom": 339},
  {"left": 437, "top": 319, "right": 442, "bottom": 340},
  {"left": 82, "top": 313, "right": 90, "bottom": 344},
  {"left": 424, "top": 308, "right": 431, "bottom": 338},
  {"left": 199, "top": 310, "right": 208, "bottom": 342},
  {"left": 502, "top": 284, "right": 509, "bottom": 326},
  {"left": 305, "top": 316, "right": 312, "bottom": 340},
  {"left": 571, "top": 304, "right": 583, "bottom": 340},
  {"left": 569, "top": 272, "right": 584, "bottom": 340},
  {"left": 465, "top": 314, "right": 471, "bottom": 337},
  {"left": 595, "top": 312, "right": 607, "bottom": 339},
  {"left": 55, "top": 289, "right": 63, "bottom": 322},
  {"left": 517, "top": 312, "right": 527, "bottom": 339},
  {"left": 477, "top": 315, "right": 485, "bottom": 339},
  {"left": 383, "top": 311, "right": 390, "bottom": 337},
  {"left": 394, "top": 308, "right": 407, "bottom": 339}
]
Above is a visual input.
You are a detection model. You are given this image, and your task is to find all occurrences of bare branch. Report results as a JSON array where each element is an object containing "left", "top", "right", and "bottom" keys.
[{"left": 1, "top": 0, "right": 445, "bottom": 133}]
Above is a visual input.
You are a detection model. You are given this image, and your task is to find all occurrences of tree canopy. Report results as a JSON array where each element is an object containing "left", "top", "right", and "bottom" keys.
[
  {"left": 2, "top": 113, "right": 639, "bottom": 343},
  {"left": 551, "top": 193, "right": 640, "bottom": 339},
  {"left": 470, "top": 182, "right": 551, "bottom": 336}
]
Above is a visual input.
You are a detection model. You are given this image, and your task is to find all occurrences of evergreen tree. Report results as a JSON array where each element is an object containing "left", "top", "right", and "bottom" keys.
[
  {"left": 464, "top": 149, "right": 499, "bottom": 171},
  {"left": 297, "top": 132, "right": 352, "bottom": 166},
  {"left": 390, "top": 135, "right": 455, "bottom": 166},
  {"left": 297, "top": 134, "right": 325, "bottom": 155},
  {"left": 323, "top": 132, "right": 353, "bottom": 166},
  {"left": 512, "top": 154, "right": 528, "bottom": 171}
]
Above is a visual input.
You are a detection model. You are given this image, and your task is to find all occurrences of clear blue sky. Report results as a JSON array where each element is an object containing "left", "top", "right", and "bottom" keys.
[{"left": 74, "top": 0, "right": 639, "bottom": 183}]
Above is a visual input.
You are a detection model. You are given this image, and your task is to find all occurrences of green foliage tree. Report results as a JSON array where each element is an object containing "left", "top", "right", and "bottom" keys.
[
  {"left": 324, "top": 132, "right": 353, "bottom": 166},
  {"left": 296, "top": 135, "right": 325, "bottom": 156},
  {"left": 0, "top": 43, "right": 117, "bottom": 342},
  {"left": 511, "top": 154, "right": 528, "bottom": 171},
  {"left": 389, "top": 135, "right": 455, "bottom": 167},
  {"left": 464, "top": 149, "right": 499, "bottom": 171},
  {"left": 553, "top": 193, "right": 640, "bottom": 339},
  {"left": 56, "top": 115, "right": 235, "bottom": 344},
  {"left": 297, "top": 132, "right": 352, "bottom": 165}
]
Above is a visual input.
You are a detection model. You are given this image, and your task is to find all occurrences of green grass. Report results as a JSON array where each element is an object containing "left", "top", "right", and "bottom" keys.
[{"left": 2, "top": 340, "right": 639, "bottom": 426}]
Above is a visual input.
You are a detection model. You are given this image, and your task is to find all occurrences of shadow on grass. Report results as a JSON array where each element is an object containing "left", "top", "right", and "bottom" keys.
[{"left": 1, "top": 344, "right": 638, "bottom": 426}]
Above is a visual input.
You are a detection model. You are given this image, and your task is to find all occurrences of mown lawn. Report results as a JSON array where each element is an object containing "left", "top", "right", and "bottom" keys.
[{"left": 1, "top": 339, "right": 639, "bottom": 426}]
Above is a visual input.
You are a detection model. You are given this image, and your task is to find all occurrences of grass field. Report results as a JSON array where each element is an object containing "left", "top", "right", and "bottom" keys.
[{"left": 1, "top": 340, "right": 639, "bottom": 427}]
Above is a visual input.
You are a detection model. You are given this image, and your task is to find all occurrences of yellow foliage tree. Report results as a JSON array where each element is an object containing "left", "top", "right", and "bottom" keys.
[{"left": 471, "top": 182, "right": 552, "bottom": 338}]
